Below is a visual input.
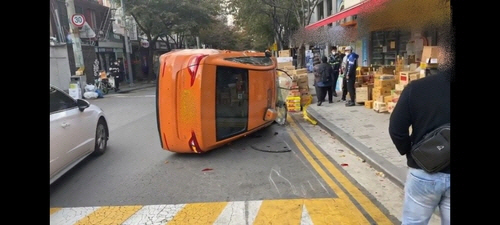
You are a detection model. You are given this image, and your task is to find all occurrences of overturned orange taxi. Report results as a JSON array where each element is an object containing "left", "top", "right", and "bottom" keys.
[{"left": 156, "top": 49, "right": 279, "bottom": 153}]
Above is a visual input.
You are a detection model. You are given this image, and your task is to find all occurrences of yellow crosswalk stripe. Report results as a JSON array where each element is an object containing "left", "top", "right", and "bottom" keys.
[
  {"left": 304, "top": 198, "right": 362, "bottom": 225},
  {"left": 74, "top": 205, "right": 142, "bottom": 225},
  {"left": 253, "top": 199, "right": 303, "bottom": 225},
  {"left": 166, "top": 202, "right": 228, "bottom": 225},
  {"left": 288, "top": 115, "right": 394, "bottom": 224},
  {"left": 50, "top": 208, "right": 61, "bottom": 215}
]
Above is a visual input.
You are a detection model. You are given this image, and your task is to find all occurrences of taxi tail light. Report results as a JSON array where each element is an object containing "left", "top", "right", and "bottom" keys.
[
  {"left": 187, "top": 54, "right": 208, "bottom": 86},
  {"left": 188, "top": 131, "right": 203, "bottom": 153}
]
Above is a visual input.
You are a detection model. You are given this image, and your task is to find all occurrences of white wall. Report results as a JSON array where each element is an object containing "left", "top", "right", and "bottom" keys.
[{"left": 50, "top": 45, "right": 72, "bottom": 91}]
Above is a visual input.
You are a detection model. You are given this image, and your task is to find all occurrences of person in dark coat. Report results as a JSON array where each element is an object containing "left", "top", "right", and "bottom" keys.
[
  {"left": 313, "top": 56, "right": 334, "bottom": 106},
  {"left": 388, "top": 66, "right": 450, "bottom": 225},
  {"left": 328, "top": 46, "right": 343, "bottom": 100}
]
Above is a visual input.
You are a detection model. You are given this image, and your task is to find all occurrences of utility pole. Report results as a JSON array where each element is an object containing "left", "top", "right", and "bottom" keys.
[
  {"left": 121, "top": 0, "right": 134, "bottom": 86},
  {"left": 65, "top": 0, "right": 85, "bottom": 75}
]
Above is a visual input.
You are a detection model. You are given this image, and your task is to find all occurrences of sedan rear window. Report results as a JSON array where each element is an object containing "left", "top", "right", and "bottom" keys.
[{"left": 224, "top": 56, "right": 273, "bottom": 66}]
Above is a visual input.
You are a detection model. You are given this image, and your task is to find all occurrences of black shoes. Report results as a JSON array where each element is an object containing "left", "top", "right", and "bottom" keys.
[
  {"left": 317, "top": 101, "right": 323, "bottom": 106},
  {"left": 345, "top": 101, "right": 355, "bottom": 107},
  {"left": 329, "top": 100, "right": 333, "bottom": 103}
]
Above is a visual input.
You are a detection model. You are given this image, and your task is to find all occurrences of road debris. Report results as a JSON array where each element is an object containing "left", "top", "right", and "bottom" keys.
[
  {"left": 202, "top": 168, "right": 213, "bottom": 172},
  {"left": 341, "top": 163, "right": 349, "bottom": 167},
  {"left": 376, "top": 172, "right": 385, "bottom": 178}
]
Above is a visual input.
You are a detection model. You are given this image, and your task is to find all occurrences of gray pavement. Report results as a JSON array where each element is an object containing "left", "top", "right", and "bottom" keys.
[
  {"left": 304, "top": 72, "right": 408, "bottom": 188},
  {"left": 95, "top": 75, "right": 409, "bottom": 189}
]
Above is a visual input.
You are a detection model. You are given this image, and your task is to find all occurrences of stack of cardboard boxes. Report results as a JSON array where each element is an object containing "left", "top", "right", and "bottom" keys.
[{"left": 283, "top": 66, "right": 311, "bottom": 111}]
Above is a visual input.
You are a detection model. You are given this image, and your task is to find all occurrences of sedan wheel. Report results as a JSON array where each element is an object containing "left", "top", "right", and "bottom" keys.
[{"left": 93, "top": 120, "right": 108, "bottom": 156}]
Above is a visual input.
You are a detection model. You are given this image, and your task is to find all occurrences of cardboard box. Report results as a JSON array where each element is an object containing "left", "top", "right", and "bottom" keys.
[
  {"left": 422, "top": 46, "right": 440, "bottom": 63},
  {"left": 377, "top": 66, "right": 396, "bottom": 75},
  {"left": 284, "top": 66, "right": 296, "bottom": 70},
  {"left": 410, "top": 74, "right": 420, "bottom": 81},
  {"left": 395, "top": 83, "right": 406, "bottom": 91},
  {"left": 279, "top": 50, "right": 290, "bottom": 57},
  {"left": 295, "top": 68, "right": 308, "bottom": 75},
  {"left": 299, "top": 87, "right": 309, "bottom": 94},
  {"left": 374, "top": 79, "right": 396, "bottom": 89},
  {"left": 365, "top": 100, "right": 374, "bottom": 109},
  {"left": 384, "top": 96, "right": 393, "bottom": 104},
  {"left": 399, "top": 71, "right": 418, "bottom": 85},
  {"left": 300, "top": 94, "right": 312, "bottom": 106},
  {"left": 373, "top": 101, "right": 388, "bottom": 112},
  {"left": 277, "top": 61, "right": 293, "bottom": 69},
  {"left": 356, "top": 86, "right": 370, "bottom": 102}
]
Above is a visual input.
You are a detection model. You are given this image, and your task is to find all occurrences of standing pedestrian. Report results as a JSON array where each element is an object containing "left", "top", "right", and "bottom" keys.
[
  {"left": 388, "top": 54, "right": 450, "bottom": 224},
  {"left": 328, "top": 46, "right": 343, "bottom": 100},
  {"left": 313, "top": 56, "right": 334, "bottom": 106},
  {"left": 342, "top": 46, "right": 359, "bottom": 107}
]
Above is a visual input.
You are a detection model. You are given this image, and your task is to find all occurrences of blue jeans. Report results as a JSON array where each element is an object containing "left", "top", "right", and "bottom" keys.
[{"left": 402, "top": 168, "right": 450, "bottom": 225}]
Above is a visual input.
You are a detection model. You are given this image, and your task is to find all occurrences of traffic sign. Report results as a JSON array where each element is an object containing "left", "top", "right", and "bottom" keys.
[{"left": 71, "top": 14, "right": 86, "bottom": 27}]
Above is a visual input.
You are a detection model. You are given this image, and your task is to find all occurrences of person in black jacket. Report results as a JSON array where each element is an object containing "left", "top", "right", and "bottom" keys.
[
  {"left": 389, "top": 66, "right": 451, "bottom": 225},
  {"left": 313, "top": 56, "right": 334, "bottom": 106},
  {"left": 328, "top": 46, "right": 343, "bottom": 100}
]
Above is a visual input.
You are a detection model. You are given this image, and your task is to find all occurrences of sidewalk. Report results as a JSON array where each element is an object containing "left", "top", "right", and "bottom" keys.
[
  {"left": 304, "top": 72, "right": 407, "bottom": 188},
  {"left": 113, "top": 81, "right": 157, "bottom": 94}
]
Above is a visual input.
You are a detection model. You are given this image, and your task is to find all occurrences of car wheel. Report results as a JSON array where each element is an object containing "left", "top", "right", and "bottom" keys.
[{"left": 93, "top": 119, "right": 108, "bottom": 156}]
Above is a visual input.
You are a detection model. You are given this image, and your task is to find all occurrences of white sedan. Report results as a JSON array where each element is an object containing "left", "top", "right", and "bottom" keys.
[{"left": 50, "top": 85, "right": 109, "bottom": 184}]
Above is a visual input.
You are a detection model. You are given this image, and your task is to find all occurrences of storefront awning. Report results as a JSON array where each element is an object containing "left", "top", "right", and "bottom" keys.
[{"left": 305, "top": 0, "right": 388, "bottom": 30}]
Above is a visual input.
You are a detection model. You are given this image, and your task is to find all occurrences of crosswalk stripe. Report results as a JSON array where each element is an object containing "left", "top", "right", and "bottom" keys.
[
  {"left": 304, "top": 198, "right": 359, "bottom": 225},
  {"left": 300, "top": 204, "right": 314, "bottom": 225},
  {"left": 253, "top": 199, "right": 304, "bottom": 225},
  {"left": 74, "top": 205, "right": 142, "bottom": 225},
  {"left": 166, "top": 202, "right": 228, "bottom": 225},
  {"left": 213, "top": 201, "right": 245, "bottom": 225},
  {"left": 121, "top": 204, "right": 186, "bottom": 225},
  {"left": 50, "top": 208, "right": 61, "bottom": 215},
  {"left": 50, "top": 207, "right": 100, "bottom": 225}
]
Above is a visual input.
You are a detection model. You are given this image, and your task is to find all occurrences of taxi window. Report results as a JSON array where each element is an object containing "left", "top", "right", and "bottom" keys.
[{"left": 224, "top": 57, "right": 273, "bottom": 66}]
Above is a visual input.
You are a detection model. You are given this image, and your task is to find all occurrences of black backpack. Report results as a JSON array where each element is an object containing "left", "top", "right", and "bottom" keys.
[{"left": 411, "top": 123, "right": 450, "bottom": 173}]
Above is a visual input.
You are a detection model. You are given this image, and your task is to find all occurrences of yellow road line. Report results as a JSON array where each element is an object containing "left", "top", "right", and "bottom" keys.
[
  {"left": 74, "top": 205, "right": 143, "bottom": 225},
  {"left": 253, "top": 199, "right": 303, "bottom": 225},
  {"left": 304, "top": 198, "right": 364, "bottom": 225},
  {"left": 166, "top": 202, "right": 228, "bottom": 225},
  {"left": 287, "top": 129, "right": 370, "bottom": 224},
  {"left": 49, "top": 208, "right": 61, "bottom": 215},
  {"left": 289, "top": 115, "right": 394, "bottom": 224}
]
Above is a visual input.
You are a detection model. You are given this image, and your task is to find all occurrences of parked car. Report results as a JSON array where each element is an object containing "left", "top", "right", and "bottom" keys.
[
  {"left": 50, "top": 85, "right": 109, "bottom": 184},
  {"left": 156, "top": 49, "right": 279, "bottom": 153}
]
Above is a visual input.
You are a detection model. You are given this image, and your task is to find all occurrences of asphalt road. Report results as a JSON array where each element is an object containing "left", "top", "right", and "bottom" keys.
[
  {"left": 49, "top": 87, "right": 413, "bottom": 224},
  {"left": 49, "top": 88, "right": 333, "bottom": 207}
]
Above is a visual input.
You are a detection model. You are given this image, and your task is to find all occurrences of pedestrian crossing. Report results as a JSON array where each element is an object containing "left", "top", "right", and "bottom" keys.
[{"left": 50, "top": 198, "right": 375, "bottom": 225}]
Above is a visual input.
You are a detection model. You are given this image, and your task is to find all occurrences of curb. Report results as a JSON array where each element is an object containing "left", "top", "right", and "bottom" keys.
[
  {"left": 116, "top": 84, "right": 156, "bottom": 93},
  {"left": 306, "top": 106, "right": 407, "bottom": 188}
]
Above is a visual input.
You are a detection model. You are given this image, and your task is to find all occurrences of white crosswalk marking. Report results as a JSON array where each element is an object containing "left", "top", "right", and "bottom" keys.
[
  {"left": 122, "top": 204, "right": 185, "bottom": 225},
  {"left": 213, "top": 201, "right": 262, "bottom": 225},
  {"left": 50, "top": 207, "right": 99, "bottom": 225},
  {"left": 301, "top": 204, "right": 314, "bottom": 225}
]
